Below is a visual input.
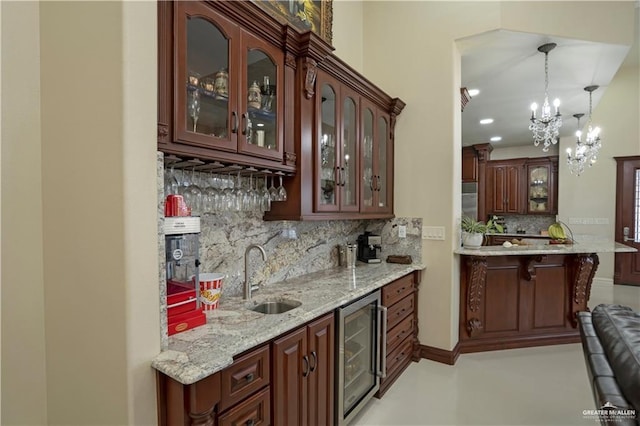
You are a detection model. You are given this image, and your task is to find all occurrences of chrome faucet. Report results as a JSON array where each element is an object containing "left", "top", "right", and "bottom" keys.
[{"left": 244, "top": 244, "right": 267, "bottom": 300}]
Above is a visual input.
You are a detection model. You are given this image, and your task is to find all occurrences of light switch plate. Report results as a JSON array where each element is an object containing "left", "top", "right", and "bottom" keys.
[
  {"left": 398, "top": 225, "right": 407, "bottom": 238},
  {"left": 422, "top": 226, "right": 445, "bottom": 240}
]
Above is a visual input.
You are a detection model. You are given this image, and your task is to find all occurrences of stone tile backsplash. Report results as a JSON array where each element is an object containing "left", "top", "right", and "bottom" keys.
[
  {"left": 503, "top": 214, "right": 556, "bottom": 235},
  {"left": 157, "top": 152, "right": 422, "bottom": 348}
]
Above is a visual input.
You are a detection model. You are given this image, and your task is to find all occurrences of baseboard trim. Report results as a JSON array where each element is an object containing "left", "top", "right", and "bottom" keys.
[
  {"left": 419, "top": 342, "right": 460, "bottom": 365},
  {"left": 592, "top": 277, "right": 614, "bottom": 288}
]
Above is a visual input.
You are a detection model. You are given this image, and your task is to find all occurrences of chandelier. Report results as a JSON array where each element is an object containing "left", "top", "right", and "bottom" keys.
[
  {"left": 566, "top": 85, "right": 602, "bottom": 175},
  {"left": 529, "top": 43, "right": 562, "bottom": 152}
]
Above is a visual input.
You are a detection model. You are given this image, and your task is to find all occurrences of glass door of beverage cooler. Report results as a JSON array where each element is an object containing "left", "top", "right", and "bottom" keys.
[{"left": 336, "top": 290, "right": 385, "bottom": 425}]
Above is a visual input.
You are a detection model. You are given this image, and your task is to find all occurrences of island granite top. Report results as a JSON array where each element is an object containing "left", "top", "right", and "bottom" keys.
[
  {"left": 455, "top": 241, "right": 636, "bottom": 256},
  {"left": 152, "top": 262, "right": 425, "bottom": 385}
]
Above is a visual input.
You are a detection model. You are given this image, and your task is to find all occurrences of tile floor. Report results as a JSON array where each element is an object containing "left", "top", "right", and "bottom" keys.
[{"left": 352, "top": 283, "right": 640, "bottom": 426}]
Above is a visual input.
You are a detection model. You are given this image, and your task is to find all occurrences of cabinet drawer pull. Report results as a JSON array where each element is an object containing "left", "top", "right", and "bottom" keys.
[
  {"left": 245, "top": 372, "right": 254, "bottom": 383},
  {"left": 340, "top": 167, "right": 346, "bottom": 186},
  {"left": 246, "top": 419, "right": 255, "bottom": 426},
  {"left": 302, "top": 355, "right": 310, "bottom": 377},
  {"left": 232, "top": 111, "right": 238, "bottom": 134},
  {"left": 397, "top": 287, "right": 405, "bottom": 294},
  {"left": 310, "top": 351, "right": 317, "bottom": 372},
  {"left": 241, "top": 112, "right": 248, "bottom": 135}
]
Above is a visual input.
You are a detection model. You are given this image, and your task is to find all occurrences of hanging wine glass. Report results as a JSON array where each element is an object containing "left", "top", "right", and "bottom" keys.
[
  {"left": 234, "top": 171, "right": 244, "bottom": 212},
  {"left": 164, "top": 165, "right": 179, "bottom": 197},
  {"left": 269, "top": 174, "right": 278, "bottom": 202},
  {"left": 261, "top": 174, "right": 271, "bottom": 212},
  {"left": 277, "top": 173, "right": 287, "bottom": 202},
  {"left": 222, "top": 173, "right": 235, "bottom": 212},
  {"left": 185, "top": 168, "right": 203, "bottom": 216}
]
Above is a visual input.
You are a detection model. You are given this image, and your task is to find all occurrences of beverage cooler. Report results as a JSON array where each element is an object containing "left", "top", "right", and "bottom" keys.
[{"left": 336, "top": 290, "right": 386, "bottom": 425}]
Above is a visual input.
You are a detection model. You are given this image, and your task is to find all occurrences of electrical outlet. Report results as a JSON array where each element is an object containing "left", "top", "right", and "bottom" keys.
[{"left": 398, "top": 225, "right": 407, "bottom": 238}]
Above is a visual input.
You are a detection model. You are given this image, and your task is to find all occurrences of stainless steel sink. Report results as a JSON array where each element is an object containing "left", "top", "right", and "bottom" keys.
[{"left": 250, "top": 300, "right": 301, "bottom": 314}]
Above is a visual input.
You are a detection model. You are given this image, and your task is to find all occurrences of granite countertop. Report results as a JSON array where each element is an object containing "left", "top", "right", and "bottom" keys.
[
  {"left": 152, "top": 262, "right": 425, "bottom": 385},
  {"left": 455, "top": 241, "right": 636, "bottom": 256}
]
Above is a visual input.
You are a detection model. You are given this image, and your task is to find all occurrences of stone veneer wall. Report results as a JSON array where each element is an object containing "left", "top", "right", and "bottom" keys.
[{"left": 157, "top": 152, "right": 422, "bottom": 348}]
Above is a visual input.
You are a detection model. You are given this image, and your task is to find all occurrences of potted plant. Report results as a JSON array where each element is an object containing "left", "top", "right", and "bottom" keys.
[{"left": 461, "top": 216, "right": 504, "bottom": 248}]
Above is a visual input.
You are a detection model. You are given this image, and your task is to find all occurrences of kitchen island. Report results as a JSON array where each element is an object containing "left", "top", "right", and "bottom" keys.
[{"left": 454, "top": 241, "right": 635, "bottom": 353}]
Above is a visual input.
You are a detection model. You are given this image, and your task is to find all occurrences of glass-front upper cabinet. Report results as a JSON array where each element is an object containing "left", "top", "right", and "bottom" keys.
[
  {"left": 527, "top": 162, "right": 552, "bottom": 214},
  {"left": 361, "top": 99, "right": 392, "bottom": 214},
  {"left": 362, "top": 107, "right": 375, "bottom": 209},
  {"left": 341, "top": 91, "right": 359, "bottom": 212},
  {"left": 377, "top": 115, "right": 391, "bottom": 212},
  {"left": 317, "top": 81, "right": 338, "bottom": 210},
  {"left": 175, "top": 2, "right": 283, "bottom": 161},
  {"left": 315, "top": 72, "right": 359, "bottom": 213},
  {"left": 238, "top": 37, "right": 283, "bottom": 161}
]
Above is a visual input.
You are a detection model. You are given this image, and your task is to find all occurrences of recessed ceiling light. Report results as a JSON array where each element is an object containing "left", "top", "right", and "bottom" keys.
[
  {"left": 479, "top": 118, "right": 494, "bottom": 125},
  {"left": 256, "top": 123, "right": 265, "bottom": 127},
  {"left": 468, "top": 89, "right": 480, "bottom": 97},
  {"left": 490, "top": 136, "right": 502, "bottom": 142}
]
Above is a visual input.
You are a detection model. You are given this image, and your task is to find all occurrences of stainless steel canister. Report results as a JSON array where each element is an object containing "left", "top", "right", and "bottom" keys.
[
  {"left": 337, "top": 244, "right": 347, "bottom": 266},
  {"left": 345, "top": 243, "right": 357, "bottom": 269}
]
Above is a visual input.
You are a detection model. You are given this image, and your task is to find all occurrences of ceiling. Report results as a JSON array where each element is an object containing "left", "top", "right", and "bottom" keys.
[{"left": 460, "top": 30, "right": 631, "bottom": 148}]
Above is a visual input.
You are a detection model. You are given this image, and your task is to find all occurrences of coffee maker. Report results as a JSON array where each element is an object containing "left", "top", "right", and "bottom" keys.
[{"left": 356, "top": 231, "right": 382, "bottom": 263}]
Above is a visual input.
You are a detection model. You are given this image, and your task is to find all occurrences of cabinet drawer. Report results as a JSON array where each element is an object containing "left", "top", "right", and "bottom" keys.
[
  {"left": 387, "top": 295, "right": 414, "bottom": 330},
  {"left": 382, "top": 274, "right": 414, "bottom": 307},
  {"left": 387, "top": 314, "right": 414, "bottom": 353},
  {"left": 218, "top": 386, "right": 271, "bottom": 426},
  {"left": 385, "top": 336, "right": 413, "bottom": 379},
  {"left": 220, "top": 345, "right": 270, "bottom": 412}
]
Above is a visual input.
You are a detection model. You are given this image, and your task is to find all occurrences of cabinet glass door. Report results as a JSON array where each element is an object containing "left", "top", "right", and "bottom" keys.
[
  {"left": 528, "top": 165, "right": 549, "bottom": 213},
  {"left": 319, "top": 83, "right": 338, "bottom": 208},
  {"left": 342, "top": 96, "right": 358, "bottom": 211},
  {"left": 245, "top": 49, "right": 277, "bottom": 150},
  {"left": 180, "top": 7, "right": 236, "bottom": 150},
  {"left": 362, "top": 107, "right": 374, "bottom": 208},
  {"left": 377, "top": 116, "right": 389, "bottom": 210}
]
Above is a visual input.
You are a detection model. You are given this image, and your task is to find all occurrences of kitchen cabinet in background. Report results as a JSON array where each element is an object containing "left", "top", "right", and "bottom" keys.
[
  {"left": 526, "top": 157, "right": 558, "bottom": 215},
  {"left": 486, "top": 159, "right": 526, "bottom": 215},
  {"left": 484, "top": 156, "right": 558, "bottom": 217},
  {"left": 462, "top": 147, "right": 478, "bottom": 183},
  {"left": 272, "top": 313, "right": 334, "bottom": 426}
]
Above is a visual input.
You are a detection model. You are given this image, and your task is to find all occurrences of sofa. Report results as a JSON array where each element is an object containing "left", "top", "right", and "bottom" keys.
[{"left": 577, "top": 304, "right": 640, "bottom": 426}]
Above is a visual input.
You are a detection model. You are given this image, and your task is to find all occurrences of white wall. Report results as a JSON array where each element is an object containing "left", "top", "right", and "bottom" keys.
[
  {"left": 558, "top": 11, "right": 640, "bottom": 282},
  {"left": 332, "top": 0, "right": 364, "bottom": 71},
  {"left": 357, "top": 1, "right": 636, "bottom": 350},
  {"left": 1, "top": 2, "right": 48, "bottom": 424},
  {"left": 1, "top": 2, "right": 159, "bottom": 424}
]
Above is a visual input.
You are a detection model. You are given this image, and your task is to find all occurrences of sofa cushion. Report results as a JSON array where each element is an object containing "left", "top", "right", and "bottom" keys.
[{"left": 592, "top": 304, "right": 640, "bottom": 411}]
